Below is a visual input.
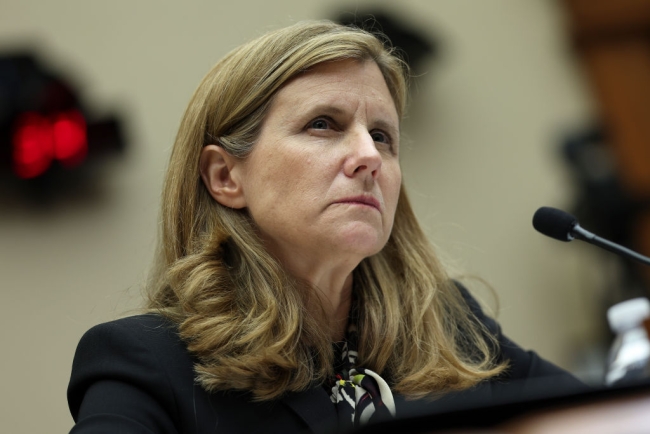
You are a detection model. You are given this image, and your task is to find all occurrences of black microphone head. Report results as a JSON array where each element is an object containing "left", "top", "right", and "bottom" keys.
[{"left": 532, "top": 207, "right": 578, "bottom": 242}]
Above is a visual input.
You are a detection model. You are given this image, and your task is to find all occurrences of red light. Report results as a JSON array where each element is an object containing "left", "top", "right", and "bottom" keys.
[
  {"left": 53, "top": 110, "right": 87, "bottom": 167},
  {"left": 12, "top": 110, "right": 88, "bottom": 179},
  {"left": 12, "top": 112, "right": 54, "bottom": 179}
]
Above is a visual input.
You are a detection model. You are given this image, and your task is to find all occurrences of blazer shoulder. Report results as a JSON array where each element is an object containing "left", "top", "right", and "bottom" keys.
[
  {"left": 452, "top": 280, "right": 500, "bottom": 336},
  {"left": 82, "top": 313, "right": 177, "bottom": 336},
  {"left": 453, "top": 281, "right": 586, "bottom": 393},
  {"left": 68, "top": 314, "right": 335, "bottom": 433},
  {"left": 72, "top": 313, "right": 191, "bottom": 372},
  {"left": 68, "top": 314, "right": 197, "bottom": 432},
  {"left": 83, "top": 313, "right": 180, "bottom": 345}
]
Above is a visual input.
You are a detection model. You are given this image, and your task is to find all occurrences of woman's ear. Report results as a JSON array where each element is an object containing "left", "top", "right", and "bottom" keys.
[{"left": 199, "top": 145, "right": 247, "bottom": 209}]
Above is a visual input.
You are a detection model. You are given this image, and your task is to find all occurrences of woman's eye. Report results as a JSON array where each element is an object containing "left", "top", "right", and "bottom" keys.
[
  {"left": 371, "top": 131, "right": 389, "bottom": 144},
  {"left": 309, "top": 119, "right": 330, "bottom": 130}
]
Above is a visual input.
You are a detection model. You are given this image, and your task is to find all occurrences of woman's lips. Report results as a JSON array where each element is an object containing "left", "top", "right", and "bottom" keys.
[{"left": 334, "top": 195, "right": 381, "bottom": 211}]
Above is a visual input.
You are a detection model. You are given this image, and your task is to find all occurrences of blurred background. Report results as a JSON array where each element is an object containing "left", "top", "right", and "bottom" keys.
[{"left": 2, "top": 0, "right": 650, "bottom": 432}]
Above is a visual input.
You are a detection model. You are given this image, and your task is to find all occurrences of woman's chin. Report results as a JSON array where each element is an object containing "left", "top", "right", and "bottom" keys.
[{"left": 333, "top": 227, "right": 389, "bottom": 258}]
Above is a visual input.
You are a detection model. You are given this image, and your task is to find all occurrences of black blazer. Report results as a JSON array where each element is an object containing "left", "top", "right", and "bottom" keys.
[{"left": 67, "top": 292, "right": 584, "bottom": 434}]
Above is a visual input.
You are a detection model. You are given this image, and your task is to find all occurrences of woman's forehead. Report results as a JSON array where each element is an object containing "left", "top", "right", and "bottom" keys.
[{"left": 270, "top": 59, "right": 399, "bottom": 120}]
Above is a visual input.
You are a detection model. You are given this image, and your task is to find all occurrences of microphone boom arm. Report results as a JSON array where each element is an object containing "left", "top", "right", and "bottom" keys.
[{"left": 571, "top": 224, "right": 650, "bottom": 266}]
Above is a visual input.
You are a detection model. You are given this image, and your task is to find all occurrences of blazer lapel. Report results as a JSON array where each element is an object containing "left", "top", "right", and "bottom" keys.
[{"left": 281, "top": 386, "right": 338, "bottom": 434}]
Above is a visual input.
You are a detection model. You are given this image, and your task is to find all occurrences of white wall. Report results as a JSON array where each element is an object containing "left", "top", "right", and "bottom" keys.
[{"left": 0, "top": 1, "right": 598, "bottom": 432}]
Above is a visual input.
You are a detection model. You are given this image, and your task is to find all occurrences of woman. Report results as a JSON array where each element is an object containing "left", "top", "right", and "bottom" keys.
[{"left": 68, "top": 20, "right": 580, "bottom": 433}]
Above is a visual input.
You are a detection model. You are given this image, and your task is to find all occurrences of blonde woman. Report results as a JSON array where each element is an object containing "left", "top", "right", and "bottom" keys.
[{"left": 68, "top": 20, "right": 581, "bottom": 433}]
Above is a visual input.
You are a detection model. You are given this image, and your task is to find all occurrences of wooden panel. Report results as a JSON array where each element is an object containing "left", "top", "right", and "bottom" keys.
[
  {"left": 565, "top": 0, "right": 650, "bottom": 37},
  {"left": 580, "top": 39, "right": 650, "bottom": 198},
  {"left": 563, "top": 0, "right": 650, "bottom": 286}
]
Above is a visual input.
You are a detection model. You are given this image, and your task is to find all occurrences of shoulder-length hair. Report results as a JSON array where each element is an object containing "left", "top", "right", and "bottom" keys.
[{"left": 147, "top": 20, "right": 505, "bottom": 401}]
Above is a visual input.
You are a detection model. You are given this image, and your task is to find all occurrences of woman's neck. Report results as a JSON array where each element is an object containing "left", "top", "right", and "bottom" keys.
[
  {"left": 301, "top": 266, "right": 354, "bottom": 342},
  {"left": 326, "top": 274, "right": 353, "bottom": 342}
]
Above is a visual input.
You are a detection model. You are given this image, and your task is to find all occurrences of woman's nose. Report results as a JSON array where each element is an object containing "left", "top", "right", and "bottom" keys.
[{"left": 343, "top": 130, "right": 383, "bottom": 179}]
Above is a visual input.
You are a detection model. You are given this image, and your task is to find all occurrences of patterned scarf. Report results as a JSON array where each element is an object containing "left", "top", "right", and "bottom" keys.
[{"left": 328, "top": 323, "right": 396, "bottom": 431}]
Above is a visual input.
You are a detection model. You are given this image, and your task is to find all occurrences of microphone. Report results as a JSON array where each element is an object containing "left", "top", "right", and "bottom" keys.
[{"left": 532, "top": 207, "right": 650, "bottom": 266}]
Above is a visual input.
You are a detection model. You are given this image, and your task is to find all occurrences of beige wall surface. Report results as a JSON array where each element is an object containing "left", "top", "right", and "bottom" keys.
[{"left": 0, "top": 1, "right": 599, "bottom": 432}]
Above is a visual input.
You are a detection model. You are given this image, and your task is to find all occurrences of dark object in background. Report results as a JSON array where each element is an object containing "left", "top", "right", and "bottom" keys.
[
  {"left": 335, "top": 10, "right": 438, "bottom": 72},
  {"left": 0, "top": 53, "right": 126, "bottom": 203},
  {"left": 562, "top": 125, "right": 649, "bottom": 299},
  {"left": 562, "top": 127, "right": 630, "bottom": 243}
]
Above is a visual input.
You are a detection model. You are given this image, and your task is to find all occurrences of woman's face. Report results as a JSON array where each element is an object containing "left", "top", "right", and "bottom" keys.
[{"left": 239, "top": 59, "right": 402, "bottom": 268}]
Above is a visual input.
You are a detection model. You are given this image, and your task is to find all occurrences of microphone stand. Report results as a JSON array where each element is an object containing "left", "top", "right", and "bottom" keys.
[{"left": 571, "top": 224, "right": 650, "bottom": 267}]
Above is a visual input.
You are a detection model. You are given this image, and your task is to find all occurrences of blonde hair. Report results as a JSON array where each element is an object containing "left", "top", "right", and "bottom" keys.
[{"left": 147, "top": 20, "right": 505, "bottom": 401}]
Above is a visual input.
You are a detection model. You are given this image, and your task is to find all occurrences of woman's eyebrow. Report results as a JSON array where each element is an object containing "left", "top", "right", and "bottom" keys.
[{"left": 299, "top": 103, "right": 347, "bottom": 117}]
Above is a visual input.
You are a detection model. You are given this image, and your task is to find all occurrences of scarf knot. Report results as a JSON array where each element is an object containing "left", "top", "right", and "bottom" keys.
[{"left": 328, "top": 325, "right": 396, "bottom": 430}]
